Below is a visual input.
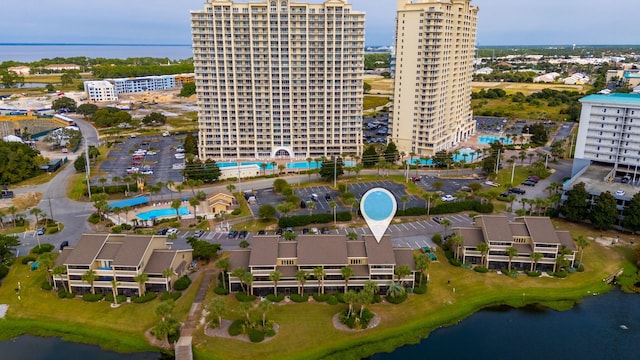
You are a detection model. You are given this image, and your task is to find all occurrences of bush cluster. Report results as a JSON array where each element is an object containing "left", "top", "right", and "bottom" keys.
[
  {"left": 313, "top": 293, "right": 331, "bottom": 302},
  {"left": 278, "top": 212, "right": 352, "bottom": 228},
  {"left": 41, "top": 281, "right": 53, "bottom": 291},
  {"left": 132, "top": 292, "right": 157, "bottom": 303},
  {"left": 87, "top": 183, "right": 138, "bottom": 195},
  {"left": 236, "top": 292, "right": 257, "bottom": 302},
  {"left": 104, "top": 293, "right": 127, "bottom": 303},
  {"left": 266, "top": 294, "right": 285, "bottom": 302},
  {"left": 160, "top": 291, "right": 182, "bottom": 301},
  {"left": 248, "top": 328, "right": 265, "bottom": 343},
  {"left": 413, "top": 285, "right": 427, "bottom": 295},
  {"left": 394, "top": 201, "right": 493, "bottom": 217},
  {"left": 231, "top": 209, "right": 241, "bottom": 215},
  {"left": 214, "top": 287, "right": 229, "bottom": 295},
  {"left": 327, "top": 295, "right": 339, "bottom": 305},
  {"left": 289, "top": 293, "right": 309, "bottom": 303},
  {"left": 174, "top": 275, "right": 192, "bottom": 291},
  {"left": 386, "top": 293, "right": 408, "bottom": 304},
  {"left": 0, "top": 265, "right": 8, "bottom": 280},
  {"left": 525, "top": 270, "right": 542, "bottom": 277},
  {"left": 228, "top": 320, "right": 244, "bottom": 336},
  {"left": 88, "top": 213, "right": 101, "bottom": 224},
  {"left": 82, "top": 293, "right": 105, "bottom": 302},
  {"left": 473, "top": 266, "right": 489, "bottom": 273},
  {"left": 21, "top": 256, "right": 36, "bottom": 264},
  {"left": 339, "top": 308, "right": 375, "bottom": 329},
  {"left": 31, "top": 244, "right": 55, "bottom": 255}
]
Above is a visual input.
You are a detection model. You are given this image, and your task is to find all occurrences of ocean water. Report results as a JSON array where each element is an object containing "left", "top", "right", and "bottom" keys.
[{"left": 0, "top": 43, "right": 194, "bottom": 63}]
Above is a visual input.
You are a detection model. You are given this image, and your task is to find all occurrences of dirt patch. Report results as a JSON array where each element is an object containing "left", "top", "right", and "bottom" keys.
[{"left": 0, "top": 191, "right": 41, "bottom": 212}]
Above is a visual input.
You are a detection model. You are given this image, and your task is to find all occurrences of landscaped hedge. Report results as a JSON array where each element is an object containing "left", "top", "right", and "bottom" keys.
[
  {"left": 248, "top": 328, "right": 265, "bottom": 343},
  {"left": 396, "top": 201, "right": 494, "bottom": 217},
  {"left": 214, "top": 287, "right": 229, "bottom": 295},
  {"left": 313, "top": 293, "right": 331, "bottom": 302},
  {"left": 327, "top": 295, "right": 339, "bottom": 305},
  {"left": 132, "top": 292, "right": 157, "bottom": 303},
  {"left": 174, "top": 275, "right": 192, "bottom": 291},
  {"left": 57, "top": 290, "right": 74, "bottom": 299},
  {"left": 386, "top": 293, "right": 408, "bottom": 304},
  {"left": 525, "top": 270, "right": 541, "bottom": 277},
  {"left": 289, "top": 293, "right": 309, "bottom": 303},
  {"left": 236, "top": 292, "right": 257, "bottom": 302},
  {"left": 266, "top": 294, "right": 285, "bottom": 302},
  {"left": 473, "top": 266, "right": 489, "bottom": 273},
  {"left": 160, "top": 291, "right": 182, "bottom": 301},
  {"left": 31, "top": 244, "right": 55, "bottom": 255},
  {"left": 413, "top": 285, "right": 427, "bottom": 295},
  {"left": 82, "top": 293, "right": 104, "bottom": 302},
  {"left": 21, "top": 256, "right": 36, "bottom": 264},
  {"left": 104, "top": 293, "right": 127, "bottom": 303},
  {"left": 228, "top": 320, "right": 244, "bottom": 336},
  {"left": 87, "top": 183, "right": 138, "bottom": 195},
  {"left": 278, "top": 212, "right": 352, "bottom": 228},
  {"left": 41, "top": 281, "right": 53, "bottom": 291}
]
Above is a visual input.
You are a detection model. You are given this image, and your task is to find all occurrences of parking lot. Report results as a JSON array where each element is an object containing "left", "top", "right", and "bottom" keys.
[
  {"left": 99, "top": 134, "right": 185, "bottom": 186},
  {"left": 363, "top": 113, "right": 389, "bottom": 144},
  {"left": 414, "top": 175, "right": 485, "bottom": 198}
]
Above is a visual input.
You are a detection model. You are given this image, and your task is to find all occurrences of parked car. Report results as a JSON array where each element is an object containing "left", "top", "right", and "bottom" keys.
[
  {"left": 300, "top": 200, "right": 307, "bottom": 208},
  {"left": 257, "top": 230, "right": 266, "bottom": 235},
  {"left": 275, "top": 228, "right": 283, "bottom": 235},
  {"left": 302, "top": 228, "right": 309, "bottom": 234},
  {"left": 238, "top": 230, "right": 248, "bottom": 239},
  {"left": 310, "top": 227, "right": 319, "bottom": 234},
  {"left": 324, "top": 193, "right": 331, "bottom": 200},
  {"left": 162, "top": 131, "right": 170, "bottom": 137},
  {"left": 440, "top": 194, "right": 456, "bottom": 202},
  {"left": 227, "top": 230, "right": 239, "bottom": 238},
  {"left": 166, "top": 228, "right": 178, "bottom": 235},
  {"left": 527, "top": 176, "right": 541, "bottom": 182},
  {"left": 521, "top": 180, "right": 536, "bottom": 186},
  {"left": 157, "top": 228, "right": 168, "bottom": 235},
  {"left": 311, "top": 193, "right": 318, "bottom": 201},
  {"left": 174, "top": 153, "right": 185, "bottom": 159},
  {"left": 615, "top": 190, "right": 626, "bottom": 196},
  {"left": 508, "top": 188, "right": 526, "bottom": 195},
  {"left": 126, "top": 167, "right": 139, "bottom": 174},
  {"left": 140, "top": 169, "right": 153, "bottom": 175},
  {"left": 194, "top": 229, "right": 205, "bottom": 238},
  {"left": 36, "top": 227, "right": 45, "bottom": 236},
  {"left": 321, "top": 227, "right": 330, "bottom": 234},
  {"left": 59, "top": 240, "right": 69, "bottom": 251},
  {"left": 432, "top": 216, "right": 445, "bottom": 224}
]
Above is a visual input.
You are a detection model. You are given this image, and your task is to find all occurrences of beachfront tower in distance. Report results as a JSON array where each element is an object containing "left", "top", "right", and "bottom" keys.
[
  {"left": 191, "top": 0, "right": 365, "bottom": 160},
  {"left": 390, "top": 0, "right": 478, "bottom": 157}
]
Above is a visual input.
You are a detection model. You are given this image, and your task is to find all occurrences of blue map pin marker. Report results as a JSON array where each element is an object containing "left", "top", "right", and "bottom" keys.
[{"left": 360, "top": 188, "right": 397, "bottom": 243}]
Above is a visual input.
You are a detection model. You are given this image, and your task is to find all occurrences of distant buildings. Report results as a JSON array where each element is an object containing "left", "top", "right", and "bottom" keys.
[
  {"left": 7, "top": 66, "right": 30, "bottom": 76},
  {"left": 533, "top": 72, "right": 560, "bottom": 83},
  {"left": 83, "top": 74, "right": 195, "bottom": 102},
  {"left": 44, "top": 64, "right": 80, "bottom": 72},
  {"left": 83, "top": 81, "right": 118, "bottom": 102},
  {"left": 390, "top": 0, "right": 478, "bottom": 157},
  {"left": 191, "top": 0, "right": 365, "bottom": 161},
  {"left": 453, "top": 215, "right": 577, "bottom": 271}
]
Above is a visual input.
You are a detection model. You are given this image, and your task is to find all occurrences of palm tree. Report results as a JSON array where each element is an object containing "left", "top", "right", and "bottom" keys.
[
  {"left": 295, "top": 269, "right": 309, "bottom": 295},
  {"left": 162, "top": 268, "right": 174, "bottom": 291},
  {"left": 239, "top": 301, "right": 252, "bottom": 322},
  {"left": 341, "top": 266, "right": 354, "bottom": 293},
  {"left": 270, "top": 161, "right": 277, "bottom": 175},
  {"left": 329, "top": 201, "right": 337, "bottom": 223},
  {"left": 448, "top": 234, "right": 464, "bottom": 262},
  {"left": 134, "top": 273, "right": 149, "bottom": 296},
  {"left": 305, "top": 201, "right": 315, "bottom": 215},
  {"left": 344, "top": 290, "right": 357, "bottom": 317},
  {"left": 269, "top": 270, "right": 282, "bottom": 296},
  {"left": 110, "top": 278, "right": 120, "bottom": 305},
  {"left": 175, "top": 184, "right": 185, "bottom": 199},
  {"left": 313, "top": 267, "right": 326, "bottom": 294},
  {"left": 241, "top": 271, "right": 254, "bottom": 295},
  {"left": 52, "top": 265, "right": 67, "bottom": 292},
  {"left": 216, "top": 258, "right": 230, "bottom": 290},
  {"left": 530, "top": 252, "right": 543, "bottom": 272},
  {"left": 441, "top": 218, "right": 452, "bottom": 237},
  {"left": 189, "top": 197, "right": 200, "bottom": 225},
  {"left": 386, "top": 281, "right": 406, "bottom": 299},
  {"left": 575, "top": 236, "right": 589, "bottom": 263},
  {"left": 306, "top": 157, "right": 313, "bottom": 181},
  {"left": 166, "top": 179, "right": 175, "bottom": 200},
  {"left": 260, "top": 162, "right": 268, "bottom": 175},
  {"left": 506, "top": 246, "right": 518, "bottom": 272},
  {"left": 98, "top": 177, "right": 107, "bottom": 193},
  {"left": 208, "top": 296, "right": 226, "bottom": 328},
  {"left": 122, "top": 175, "right": 132, "bottom": 195},
  {"left": 37, "top": 252, "right": 55, "bottom": 284},
  {"left": 258, "top": 299, "right": 273, "bottom": 326},
  {"left": 413, "top": 253, "right": 430, "bottom": 287},
  {"left": 29, "top": 207, "right": 44, "bottom": 228},
  {"left": 231, "top": 268, "right": 248, "bottom": 293},
  {"left": 226, "top": 184, "right": 236, "bottom": 193},
  {"left": 477, "top": 242, "right": 490, "bottom": 268},
  {"left": 346, "top": 231, "right": 358, "bottom": 241},
  {"left": 171, "top": 199, "right": 182, "bottom": 220},
  {"left": 7, "top": 205, "right": 18, "bottom": 228},
  {"left": 400, "top": 195, "right": 409, "bottom": 211},
  {"left": 81, "top": 269, "right": 98, "bottom": 294},
  {"left": 394, "top": 265, "right": 412, "bottom": 285},
  {"left": 422, "top": 193, "right": 435, "bottom": 216}
]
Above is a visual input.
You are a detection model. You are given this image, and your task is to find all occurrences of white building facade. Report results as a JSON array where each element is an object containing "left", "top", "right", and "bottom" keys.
[
  {"left": 390, "top": 0, "right": 478, "bottom": 157},
  {"left": 108, "top": 75, "right": 177, "bottom": 94},
  {"left": 572, "top": 93, "right": 640, "bottom": 176},
  {"left": 191, "top": 0, "right": 365, "bottom": 160},
  {"left": 83, "top": 81, "right": 118, "bottom": 102}
]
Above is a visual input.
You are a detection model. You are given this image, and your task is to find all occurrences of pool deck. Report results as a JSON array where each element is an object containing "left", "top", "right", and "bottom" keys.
[{"left": 110, "top": 199, "right": 203, "bottom": 225}]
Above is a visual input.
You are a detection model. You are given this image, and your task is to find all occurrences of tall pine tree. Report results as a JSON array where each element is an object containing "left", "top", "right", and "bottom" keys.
[{"left": 560, "top": 182, "right": 590, "bottom": 222}]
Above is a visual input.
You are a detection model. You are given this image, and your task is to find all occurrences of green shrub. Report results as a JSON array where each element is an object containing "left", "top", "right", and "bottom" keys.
[
  {"left": 121, "top": 223, "right": 132, "bottom": 230},
  {"left": 31, "top": 243, "right": 55, "bottom": 254},
  {"left": 104, "top": 293, "right": 127, "bottom": 303},
  {"left": 111, "top": 225, "right": 122, "bottom": 233},
  {"left": 231, "top": 209, "right": 241, "bottom": 215},
  {"left": 174, "top": 275, "right": 192, "bottom": 291},
  {"left": 21, "top": 256, "right": 36, "bottom": 264},
  {"left": 57, "top": 289, "right": 73, "bottom": 299},
  {"left": 327, "top": 295, "right": 339, "bottom": 305},
  {"left": 289, "top": 293, "right": 309, "bottom": 303},
  {"left": 248, "top": 328, "right": 265, "bottom": 343},
  {"left": 413, "top": 285, "right": 427, "bottom": 294},
  {"left": 431, "top": 233, "right": 442, "bottom": 245},
  {"left": 525, "top": 270, "right": 542, "bottom": 277},
  {"left": 214, "top": 287, "right": 229, "bottom": 295},
  {"left": 82, "top": 293, "right": 104, "bottom": 302},
  {"left": 313, "top": 293, "right": 330, "bottom": 302},
  {"left": 228, "top": 320, "right": 244, "bottom": 336},
  {"left": 236, "top": 292, "right": 257, "bottom": 302},
  {"left": 160, "top": 291, "right": 182, "bottom": 301},
  {"left": 386, "top": 293, "right": 408, "bottom": 304},
  {"left": 335, "top": 293, "right": 345, "bottom": 303},
  {"left": 338, "top": 308, "right": 375, "bottom": 329},
  {"left": 554, "top": 270, "right": 568, "bottom": 278},
  {"left": 449, "top": 258, "right": 462, "bottom": 267},
  {"left": 88, "top": 213, "right": 101, "bottom": 224},
  {"left": 577, "top": 264, "right": 585, "bottom": 272},
  {"left": 41, "top": 281, "right": 53, "bottom": 291},
  {"left": 132, "top": 292, "right": 157, "bottom": 303},
  {"left": 266, "top": 294, "right": 285, "bottom": 302},
  {"left": 474, "top": 266, "right": 489, "bottom": 273}
]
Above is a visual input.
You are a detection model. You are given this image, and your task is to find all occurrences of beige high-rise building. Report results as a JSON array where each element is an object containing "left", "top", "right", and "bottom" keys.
[
  {"left": 390, "top": 0, "right": 478, "bottom": 157},
  {"left": 191, "top": 0, "right": 364, "bottom": 160}
]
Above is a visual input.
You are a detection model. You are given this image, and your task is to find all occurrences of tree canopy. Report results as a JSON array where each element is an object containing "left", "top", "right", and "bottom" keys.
[
  {"left": 622, "top": 193, "right": 640, "bottom": 232},
  {"left": 142, "top": 112, "right": 167, "bottom": 126},
  {"left": 590, "top": 191, "right": 618, "bottom": 230},
  {"left": 179, "top": 82, "right": 196, "bottom": 97},
  {"left": 319, "top": 157, "right": 344, "bottom": 182},
  {"left": 560, "top": 182, "right": 590, "bottom": 222},
  {"left": 0, "top": 142, "right": 47, "bottom": 184},
  {"left": 52, "top": 97, "right": 77, "bottom": 112},
  {"left": 183, "top": 158, "right": 221, "bottom": 183}
]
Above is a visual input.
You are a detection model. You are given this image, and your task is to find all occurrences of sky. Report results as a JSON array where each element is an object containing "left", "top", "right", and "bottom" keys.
[{"left": 0, "top": 0, "right": 637, "bottom": 46}]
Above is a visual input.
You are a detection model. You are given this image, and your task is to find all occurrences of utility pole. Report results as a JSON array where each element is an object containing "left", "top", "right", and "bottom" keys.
[
  {"left": 84, "top": 138, "right": 91, "bottom": 199},
  {"left": 510, "top": 160, "right": 516, "bottom": 185},
  {"left": 333, "top": 156, "right": 337, "bottom": 188},
  {"left": 494, "top": 149, "right": 500, "bottom": 174}
]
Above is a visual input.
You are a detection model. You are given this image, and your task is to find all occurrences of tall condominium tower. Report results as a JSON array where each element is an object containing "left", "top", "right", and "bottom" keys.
[
  {"left": 390, "top": 0, "right": 478, "bottom": 156},
  {"left": 191, "top": 0, "right": 364, "bottom": 160}
]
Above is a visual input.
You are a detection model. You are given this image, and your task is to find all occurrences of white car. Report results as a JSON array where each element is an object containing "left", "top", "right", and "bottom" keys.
[
  {"left": 140, "top": 169, "right": 153, "bottom": 175},
  {"left": 440, "top": 194, "right": 456, "bottom": 202},
  {"left": 166, "top": 228, "right": 178, "bottom": 235},
  {"left": 126, "top": 167, "right": 139, "bottom": 174},
  {"left": 615, "top": 190, "right": 626, "bottom": 197},
  {"left": 162, "top": 131, "right": 170, "bottom": 137},
  {"left": 146, "top": 151, "right": 157, "bottom": 156},
  {"left": 175, "top": 153, "right": 185, "bottom": 159}
]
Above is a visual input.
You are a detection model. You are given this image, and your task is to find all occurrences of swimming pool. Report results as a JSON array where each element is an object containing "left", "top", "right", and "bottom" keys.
[
  {"left": 136, "top": 207, "right": 189, "bottom": 221},
  {"left": 410, "top": 148, "right": 479, "bottom": 166},
  {"left": 216, "top": 160, "right": 356, "bottom": 170},
  {"left": 109, "top": 196, "right": 149, "bottom": 210},
  {"left": 478, "top": 135, "right": 513, "bottom": 145}
]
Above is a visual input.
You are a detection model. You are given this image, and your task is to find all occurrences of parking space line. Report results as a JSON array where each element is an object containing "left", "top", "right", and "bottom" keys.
[{"left": 408, "top": 223, "right": 418, "bottom": 230}]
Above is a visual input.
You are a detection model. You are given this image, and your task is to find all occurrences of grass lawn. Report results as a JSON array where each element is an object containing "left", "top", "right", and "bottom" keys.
[
  {"left": 0, "top": 258, "right": 205, "bottom": 353},
  {"left": 192, "top": 234, "right": 626, "bottom": 360},
  {"left": 363, "top": 96, "right": 391, "bottom": 111}
]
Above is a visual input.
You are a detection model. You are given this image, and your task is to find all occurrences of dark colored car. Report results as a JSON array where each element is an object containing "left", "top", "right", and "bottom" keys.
[
  {"left": 257, "top": 230, "right": 266, "bottom": 235},
  {"left": 528, "top": 176, "right": 540, "bottom": 182},
  {"left": 321, "top": 227, "right": 330, "bottom": 234},
  {"left": 59, "top": 240, "right": 69, "bottom": 251},
  {"left": 432, "top": 216, "right": 445, "bottom": 224},
  {"left": 508, "top": 188, "right": 526, "bottom": 195},
  {"left": 300, "top": 200, "right": 307, "bottom": 208},
  {"left": 521, "top": 180, "right": 536, "bottom": 187},
  {"left": 302, "top": 228, "right": 309, "bottom": 234},
  {"left": 275, "top": 228, "right": 283, "bottom": 235},
  {"left": 194, "top": 229, "right": 205, "bottom": 238},
  {"left": 37, "top": 227, "right": 46, "bottom": 236},
  {"left": 499, "top": 192, "right": 510, "bottom": 198},
  {"left": 238, "top": 230, "right": 248, "bottom": 239},
  {"left": 227, "top": 230, "right": 239, "bottom": 238},
  {"left": 156, "top": 228, "right": 168, "bottom": 235},
  {"left": 324, "top": 193, "right": 331, "bottom": 200}
]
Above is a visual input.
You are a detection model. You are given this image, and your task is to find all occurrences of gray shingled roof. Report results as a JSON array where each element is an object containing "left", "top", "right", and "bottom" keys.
[
  {"left": 229, "top": 250, "right": 251, "bottom": 271},
  {"left": 456, "top": 227, "right": 485, "bottom": 247},
  {"left": 393, "top": 249, "right": 416, "bottom": 271},
  {"left": 63, "top": 234, "right": 108, "bottom": 265},
  {"left": 363, "top": 235, "right": 395, "bottom": 264},
  {"left": 145, "top": 250, "right": 176, "bottom": 274},
  {"left": 54, "top": 247, "right": 73, "bottom": 267},
  {"left": 96, "top": 243, "right": 121, "bottom": 260},
  {"left": 476, "top": 216, "right": 512, "bottom": 243},
  {"left": 509, "top": 223, "right": 529, "bottom": 237},
  {"left": 346, "top": 240, "right": 367, "bottom": 258},
  {"left": 112, "top": 235, "right": 154, "bottom": 267},
  {"left": 298, "top": 235, "right": 348, "bottom": 265},
  {"left": 521, "top": 217, "right": 561, "bottom": 244},
  {"left": 556, "top": 231, "right": 577, "bottom": 251},
  {"left": 249, "top": 236, "right": 279, "bottom": 266},
  {"left": 278, "top": 241, "right": 298, "bottom": 259}
]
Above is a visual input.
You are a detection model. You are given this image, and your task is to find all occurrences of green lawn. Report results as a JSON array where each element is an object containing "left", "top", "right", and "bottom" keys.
[{"left": 363, "top": 96, "right": 391, "bottom": 111}]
